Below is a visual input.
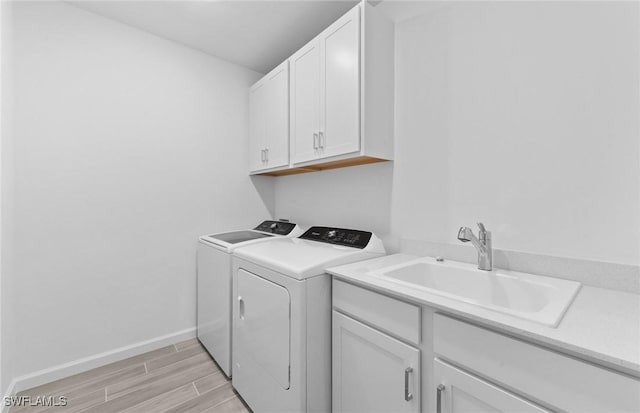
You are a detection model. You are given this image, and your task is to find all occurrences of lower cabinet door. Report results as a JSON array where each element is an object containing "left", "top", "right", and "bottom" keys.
[
  {"left": 332, "top": 311, "right": 420, "bottom": 413},
  {"left": 433, "top": 359, "right": 550, "bottom": 413}
]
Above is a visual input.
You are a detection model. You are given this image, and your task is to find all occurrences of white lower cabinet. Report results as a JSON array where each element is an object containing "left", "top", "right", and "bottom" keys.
[
  {"left": 433, "top": 359, "right": 549, "bottom": 413},
  {"left": 331, "top": 280, "right": 640, "bottom": 413},
  {"left": 434, "top": 314, "right": 640, "bottom": 413},
  {"left": 332, "top": 311, "right": 420, "bottom": 413}
]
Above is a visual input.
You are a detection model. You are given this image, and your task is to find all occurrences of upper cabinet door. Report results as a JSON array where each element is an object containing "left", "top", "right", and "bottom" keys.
[
  {"left": 319, "top": 6, "right": 361, "bottom": 159},
  {"left": 249, "top": 81, "right": 267, "bottom": 172},
  {"left": 264, "top": 61, "right": 289, "bottom": 169},
  {"left": 249, "top": 61, "right": 289, "bottom": 173},
  {"left": 290, "top": 39, "right": 321, "bottom": 164}
]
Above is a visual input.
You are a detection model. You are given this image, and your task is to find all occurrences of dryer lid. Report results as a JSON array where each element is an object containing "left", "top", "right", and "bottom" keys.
[
  {"left": 234, "top": 236, "right": 385, "bottom": 280},
  {"left": 253, "top": 220, "right": 299, "bottom": 236}
]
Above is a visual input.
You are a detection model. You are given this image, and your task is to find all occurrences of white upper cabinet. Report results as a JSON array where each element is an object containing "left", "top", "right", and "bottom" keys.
[
  {"left": 292, "top": 6, "right": 361, "bottom": 164},
  {"left": 249, "top": 61, "right": 289, "bottom": 173},
  {"left": 320, "top": 7, "right": 361, "bottom": 159},
  {"left": 290, "top": 39, "right": 321, "bottom": 164},
  {"left": 249, "top": 81, "right": 266, "bottom": 172},
  {"left": 250, "top": 2, "right": 394, "bottom": 175}
]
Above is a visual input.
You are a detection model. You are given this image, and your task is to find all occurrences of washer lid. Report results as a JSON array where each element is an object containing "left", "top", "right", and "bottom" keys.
[
  {"left": 199, "top": 230, "right": 273, "bottom": 251},
  {"left": 199, "top": 221, "right": 304, "bottom": 251},
  {"left": 207, "top": 230, "right": 273, "bottom": 244},
  {"left": 234, "top": 237, "right": 385, "bottom": 280}
]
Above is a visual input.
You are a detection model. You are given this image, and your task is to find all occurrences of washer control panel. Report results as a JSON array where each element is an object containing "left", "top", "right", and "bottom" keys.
[
  {"left": 299, "top": 227, "right": 372, "bottom": 249},
  {"left": 254, "top": 220, "right": 297, "bottom": 235}
]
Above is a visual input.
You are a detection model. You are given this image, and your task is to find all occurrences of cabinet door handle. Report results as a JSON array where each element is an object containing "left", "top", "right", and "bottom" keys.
[
  {"left": 319, "top": 131, "right": 325, "bottom": 148},
  {"left": 265, "top": 148, "right": 269, "bottom": 162},
  {"left": 436, "top": 384, "right": 445, "bottom": 413},
  {"left": 404, "top": 367, "right": 413, "bottom": 402},
  {"left": 260, "top": 149, "right": 265, "bottom": 162},
  {"left": 238, "top": 296, "right": 245, "bottom": 320},
  {"left": 313, "top": 133, "right": 319, "bottom": 149}
]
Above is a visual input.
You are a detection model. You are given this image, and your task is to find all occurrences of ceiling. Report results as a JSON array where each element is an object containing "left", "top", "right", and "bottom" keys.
[
  {"left": 376, "top": 1, "right": 449, "bottom": 23},
  {"left": 69, "top": 1, "right": 359, "bottom": 74}
]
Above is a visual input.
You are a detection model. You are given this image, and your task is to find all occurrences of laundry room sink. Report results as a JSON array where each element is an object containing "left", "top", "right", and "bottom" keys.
[{"left": 368, "top": 257, "right": 581, "bottom": 327}]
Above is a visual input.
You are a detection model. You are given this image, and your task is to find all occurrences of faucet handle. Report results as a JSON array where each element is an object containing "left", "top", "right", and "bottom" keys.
[{"left": 477, "top": 222, "right": 491, "bottom": 241}]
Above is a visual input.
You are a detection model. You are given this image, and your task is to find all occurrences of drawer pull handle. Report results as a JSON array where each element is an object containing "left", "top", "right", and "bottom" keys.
[
  {"left": 404, "top": 367, "right": 413, "bottom": 402},
  {"left": 436, "top": 384, "right": 445, "bottom": 413}
]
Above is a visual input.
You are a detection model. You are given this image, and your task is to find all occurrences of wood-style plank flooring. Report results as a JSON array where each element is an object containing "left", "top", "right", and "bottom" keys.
[{"left": 9, "top": 339, "right": 250, "bottom": 413}]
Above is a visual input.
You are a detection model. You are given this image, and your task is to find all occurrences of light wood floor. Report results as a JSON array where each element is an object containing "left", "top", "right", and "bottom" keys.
[{"left": 9, "top": 339, "right": 250, "bottom": 413}]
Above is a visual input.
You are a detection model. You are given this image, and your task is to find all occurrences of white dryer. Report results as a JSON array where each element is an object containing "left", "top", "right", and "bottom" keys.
[
  {"left": 197, "top": 220, "right": 303, "bottom": 377},
  {"left": 232, "top": 227, "right": 385, "bottom": 413}
]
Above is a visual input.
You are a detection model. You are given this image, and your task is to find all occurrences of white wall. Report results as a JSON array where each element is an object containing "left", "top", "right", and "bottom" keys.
[
  {"left": 275, "top": 1, "right": 640, "bottom": 265},
  {"left": 274, "top": 162, "right": 395, "bottom": 244},
  {"left": 10, "top": 1, "right": 269, "bottom": 379},
  {"left": 1, "top": 0, "right": 16, "bottom": 398}
]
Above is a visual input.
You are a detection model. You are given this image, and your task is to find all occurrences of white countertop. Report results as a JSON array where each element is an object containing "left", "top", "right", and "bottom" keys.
[{"left": 327, "top": 254, "right": 640, "bottom": 376}]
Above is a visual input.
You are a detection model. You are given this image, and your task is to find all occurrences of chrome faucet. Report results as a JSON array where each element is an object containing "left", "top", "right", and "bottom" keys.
[{"left": 457, "top": 223, "right": 492, "bottom": 271}]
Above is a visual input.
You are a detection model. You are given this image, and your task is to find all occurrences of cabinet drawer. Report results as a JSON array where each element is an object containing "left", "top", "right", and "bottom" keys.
[
  {"left": 434, "top": 358, "right": 549, "bottom": 413},
  {"left": 333, "top": 279, "right": 420, "bottom": 345},
  {"left": 434, "top": 314, "right": 640, "bottom": 413}
]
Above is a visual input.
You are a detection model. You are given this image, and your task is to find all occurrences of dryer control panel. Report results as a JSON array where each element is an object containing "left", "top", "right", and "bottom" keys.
[
  {"left": 254, "top": 220, "right": 298, "bottom": 235},
  {"left": 299, "top": 227, "right": 372, "bottom": 249}
]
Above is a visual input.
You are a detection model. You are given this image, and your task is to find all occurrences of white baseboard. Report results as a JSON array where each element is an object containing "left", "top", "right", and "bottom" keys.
[
  {"left": 1, "top": 379, "right": 17, "bottom": 413},
  {"left": 2, "top": 326, "right": 196, "bottom": 411}
]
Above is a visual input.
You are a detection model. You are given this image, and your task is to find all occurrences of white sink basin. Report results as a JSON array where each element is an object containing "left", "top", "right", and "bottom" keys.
[{"left": 369, "top": 257, "right": 581, "bottom": 327}]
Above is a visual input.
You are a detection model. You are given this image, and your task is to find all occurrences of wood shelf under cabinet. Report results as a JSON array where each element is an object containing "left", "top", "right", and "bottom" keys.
[{"left": 257, "top": 156, "right": 389, "bottom": 176}]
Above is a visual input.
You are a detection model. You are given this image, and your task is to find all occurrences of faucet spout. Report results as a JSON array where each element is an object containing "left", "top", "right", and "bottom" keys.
[
  {"left": 457, "top": 223, "right": 492, "bottom": 271},
  {"left": 457, "top": 227, "right": 486, "bottom": 253}
]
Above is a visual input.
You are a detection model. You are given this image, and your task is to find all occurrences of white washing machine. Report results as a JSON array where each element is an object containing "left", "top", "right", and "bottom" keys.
[
  {"left": 197, "top": 220, "right": 303, "bottom": 377},
  {"left": 232, "top": 226, "right": 386, "bottom": 413}
]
